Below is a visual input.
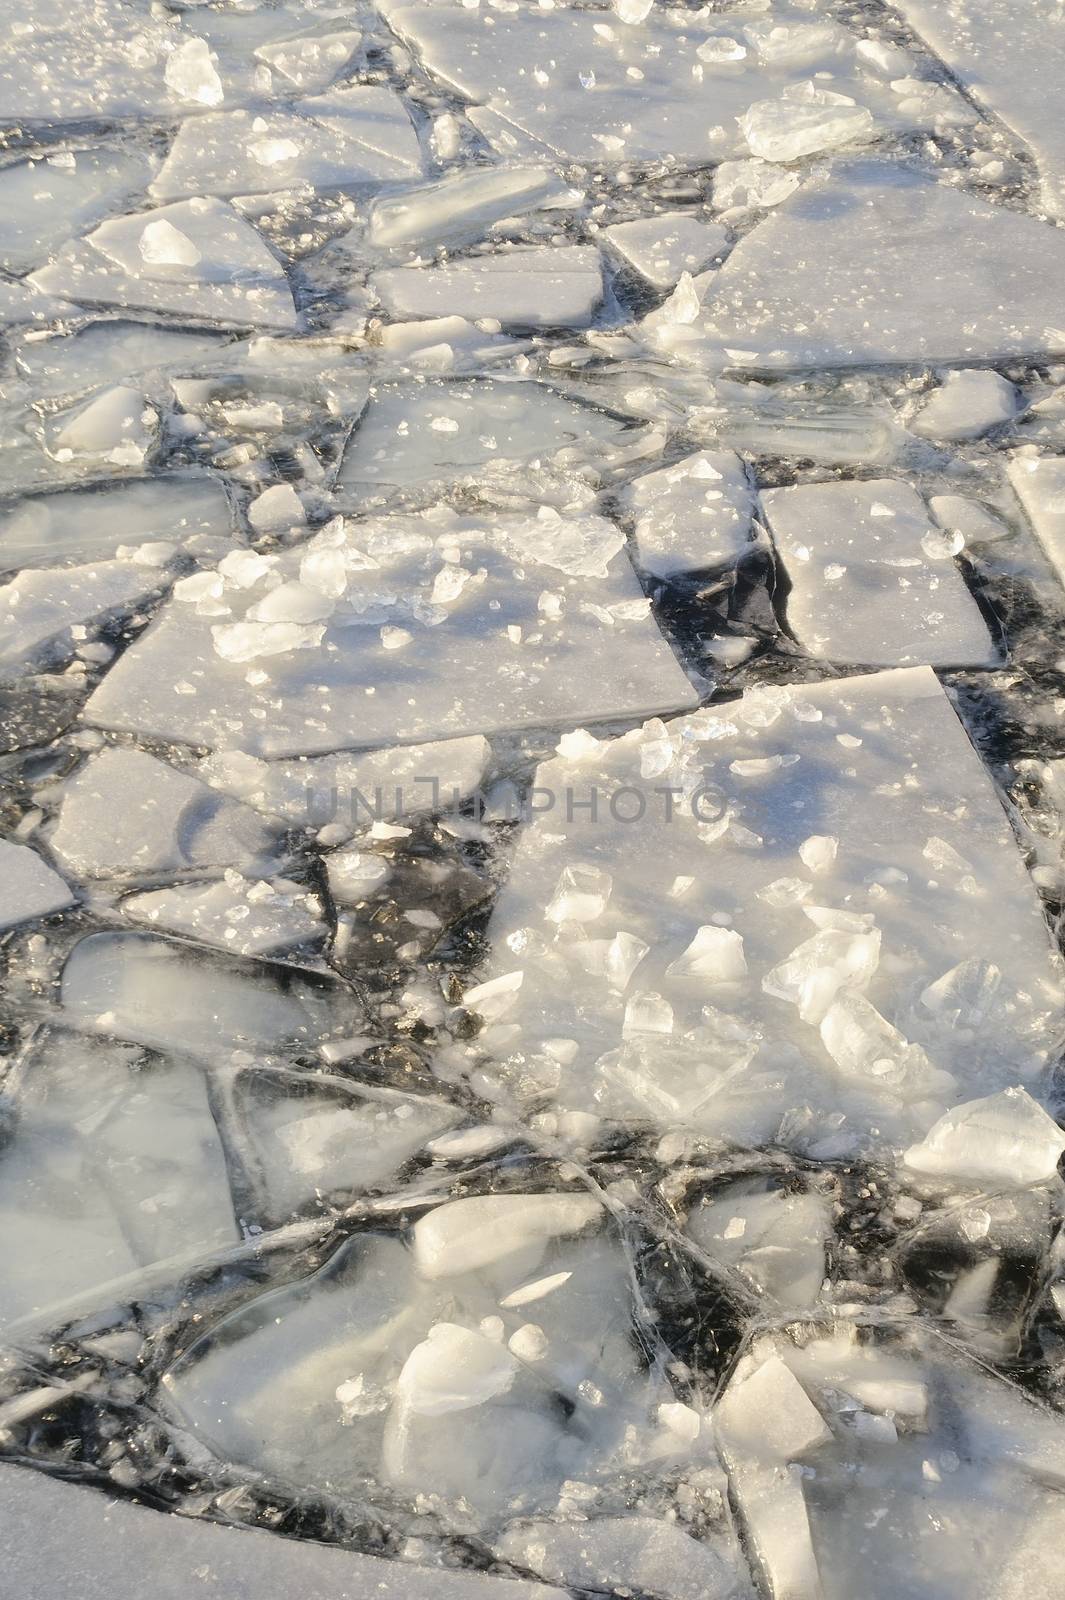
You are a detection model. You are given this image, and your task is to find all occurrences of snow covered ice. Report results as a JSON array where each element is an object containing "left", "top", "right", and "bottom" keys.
[{"left": 5, "top": 0, "right": 1065, "bottom": 1594}]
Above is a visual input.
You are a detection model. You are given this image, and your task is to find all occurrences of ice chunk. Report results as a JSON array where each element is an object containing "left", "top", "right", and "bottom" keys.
[
  {"left": 49, "top": 745, "right": 280, "bottom": 879},
  {"left": 603, "top": 213, "right": 728, "bottom": 289},
  {"left": 912, "top": 370, "right": 1018, "bottom": 441},
  {"left": 694, "top": 160, "right": 1065, "bottom": 369},
  {"left": 761, "top": 478, "right": 995, "bottom": 667},
  {"left": 740, "top": 83, "right": 875, "bottom": 163},
  {"left": 896, "top": 0, "right": 1065, "bottom": 219},
  {"left": 0, "top": 146, "right": 153, "bottom": 274},
  {"left": 151, "top": 88, "right": 422, "bottom": 202},
  {"left": 363, "top": 166, "right": 577, "bottom": 255},
  {"left": 165, "top": 37, "right": 223, "bottom": 107},
  {"left": 60, "top": 931, "right": 360, "bottom": 1060},
  {"left": 715, "top": 1353, "right": 830, "bottom": 1600},
  {"left": 0, "top": 557, "right": 167, "bottom": 677},
  {"left": 619, "top": 451, "right": 754, "bottom": 579},
  {"left": 1008, "top": 453, "right": 1065, "bottom": 587},
  {"left": 0, "top": 1031, "right": 235, "bottom": 1329},
  {"left": 84, "top": 507, "right": 697, "bottom": 754},
  {"left": 46, "top": 385, "right": 156, "bottom": 468},
  {"left": 31, "top": 198, "right": 297, "bottom": 332},
  {"left": 929, "top": 495, "right": 1012, "bottom": 549},
  {"left": 476, "top": 669, "right": 1062, "bottom": 1156},
  {"left": 0, "top": 839, "right": 74, "bottom": 930},
  {"left": 904, "top": 1088, "right": 1065, "bottom": 1189},
  {"left": 412, "top": 1193, "right": 603, "bottom": 1279},
  {"left": 372, "top": 247, "right": 603, "bottom": 330}
]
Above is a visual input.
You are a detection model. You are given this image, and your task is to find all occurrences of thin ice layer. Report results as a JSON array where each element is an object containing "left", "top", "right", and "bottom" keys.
[
  {"left": 60, "top": 931, "right": 361, "bottom": 1061},
  {"left": 83, "top": 508, "right": 697, "bottom": 755},
  {"left": 335, "top": 378, "right": 649, "bottom": 510},
  {"left": 0, "top": 840, "right": 75, "bottom": 930},
  {"left": 383, "top": 2, "right": 940, "bottom": 168},
  {"left": 0, "top": 1464, "right": 567, "bottom": 1600},
  {"left": 49, "top": 745, "right": 280, "bottom": 879},
  {"left": 896, "top": 0, "right": 1065, "bottom": 220},
  {"left": 151, "top": 88, "right": 422, "bottom": 202},
  {"left": 0, "top": 476, "right": 232, "bottom": 572},
  {"left": 475, "top": 669, "right": 1062, "bottom": 1158},
  {"left": 618, "top": 451, "right": 755, "bottom": 580},
  {"left": 161, "top": 1197, "right": 687, "bottom": 1524},
  {"left": 716, "top": 1323, "right": 1065, "bottom": 1600},
  {"left": 0, "top": 146, "right": 154, "bottom": 274},
  {"left": 693, "top": 160, "right": 1065, "bottom": 369},
  {"left": 0, "top": 558, "right": 167, "bottom": 676},
  {"left": 198, "top": 735, "right": 490, "bottom": 839},
  {"left": 1008, "top": 454, "right": 1065, "bottom": 588},
  {"left": 0, "top": 1031, "right": 236, "bottom": 1328},
  {"left": 30, "top": 198, "right": 297, "bottom": 332},
  {"left": 761, "top": 478, "right": 996, "bottom": 667},
  {"left": 371, "top": 248, "right": 603, "bottom": 330},
  {"left": 603, "top": 214, "right": 729, "bottom": 290}
]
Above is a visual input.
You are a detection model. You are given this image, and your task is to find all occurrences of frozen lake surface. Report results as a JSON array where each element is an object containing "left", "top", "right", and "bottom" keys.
[{"left": 3, "top": 1, "right": 1065, "bottom": 1596}]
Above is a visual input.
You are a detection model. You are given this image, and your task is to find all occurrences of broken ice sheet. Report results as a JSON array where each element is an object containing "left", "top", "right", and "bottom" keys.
[
  {"left": 122, "top": 873, "right": 326, "bottom": 958},
  {"left": 220, "top": 1066, "right": 460, "bottom": 1227},
  {"left": 150, "top": 87, "right": 423, "bottom": 203},
  {"left": 690, "top": 160, "right": 1065, "bottom": 370},
  {"left": 473, "top": 669, "right": 1062, "bottom": 1159},
  {"left": 760, "top": 477, "right": 997, "bottom": 668},
  {"left": 603, "top": 214, "right": 729, "bottom": 291},
  {"left": 1008, "top": 452, "right": 1065, "bottom": 589},
  {"left": 371, "top": 246, "right": 603, "bottom": 331},
  {"left": 0, "top": 556, "right": 168, "bottom": 679},
  {"left": 335, "top": 377, "right": 657, "bottom": 511},
  {"left": 83, "top": 505, "right": 696, "bottom": 754},
  {"left": 0, "top": 146, "right": 154, "bottom": 275},
  {"left": 161, "top": 1190, "right": 693, "bottom": 1527},
  {"left": 0, "top": 1029, "right": 235, "bottom": 1328},
  {"left": 383, "top": 1, "right": 942, "bottom": 168},
  {"left": 0, "top": 475, "right": 233, "bottom": 573},
  {"left": 30, "top": 198, "right": 297, "bottom": 332},
  {"left": 198, "top": 734, "right": 490, "bottom": 842},
  {"left": 685, "top": 1176, "right": 830, "bottom": 1309},
  {"left": 8, "top": 320, "right": 235, "bottom": 403},
  {"left": 48, "top": 744, "right": 281, "bottom": 880},
  {"left": 617, "top": 450, "right": 755, "bottom": 581},
  {"left": 0, "top": 838, "right": 75, "bottom": 931},
  {"left": 359, "top": 165, "right": 581, "bottom": 257},
  {"left": 60, "top": 931, "right": 363, "bottom": 1061},
  {"left": 716, "top": 1322, "right": 1065, "bottom": 1600},
  {"left": 896, "top": 0, "right": 1065, "bottom": 220}
]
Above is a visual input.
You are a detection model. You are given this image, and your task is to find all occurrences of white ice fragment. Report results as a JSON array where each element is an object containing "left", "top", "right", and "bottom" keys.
[
  {"left": 613, "top": 0, "right": 653, "bottom": 23},
  {"left": 666, "top": 926, "right": 747, "bottom": 984},
  {"left": 165, "top": 37, "right": 223, "bottom": 107},
  {"left": 412, "top": 1192, "right": 602, "bottom": 1279},
  {"left": 499, "top": 1271, "right": 572, "bottom": 1309},
  {"left": 912, "top": 370, "right": 1017, "bottom": 441},
  {"left": 139, "top": 218, "right": 202, "bottom": 268},
  {"left": 740, "top": 82, "right": 875, "bottom": 163},
  {"left": 393, "top": 1323, "right": 517, "bottom": 1416},
  {"left": 247, "top": 483, "right": 305, "bottom": 533},
  {"left": 903, "top": 1088, "right": 1065, "bottom": 1188},
  {"left": 0, "top": 840, "right": 75, "bottom": 930},
  {"left": 546, "top": 865, "right": 612, "bottom": 925},
  {"left": 799, "top": 835, "right": 838, "bottom": 875}
]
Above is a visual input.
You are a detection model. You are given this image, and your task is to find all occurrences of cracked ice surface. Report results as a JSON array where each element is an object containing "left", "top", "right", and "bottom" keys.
[{"left": 6, "top": 0, "right": 1065, "bottom": 1594}]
